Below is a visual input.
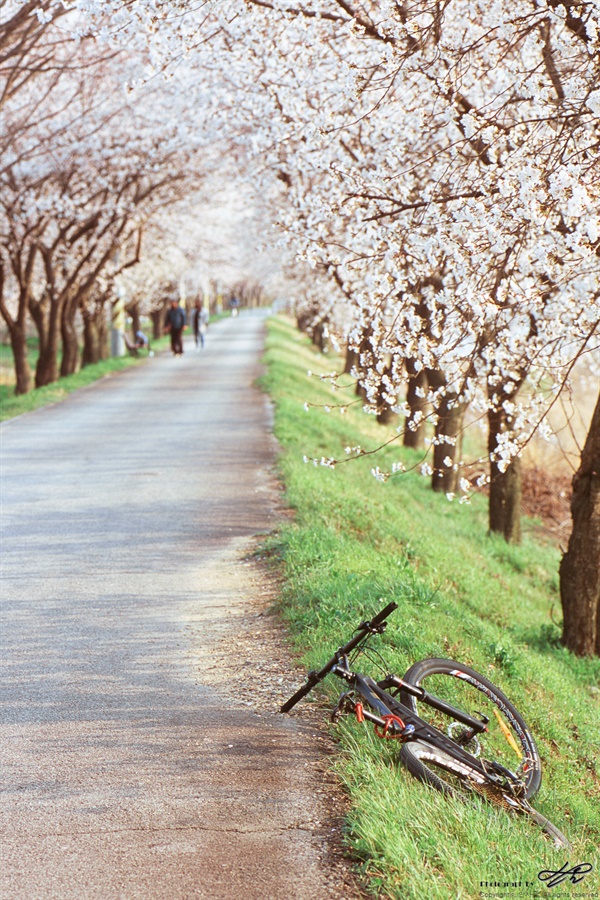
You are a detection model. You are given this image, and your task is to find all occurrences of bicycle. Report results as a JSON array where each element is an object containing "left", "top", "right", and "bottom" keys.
[{"left": 281, "top": 601, "right": 570, "bottom": 849}]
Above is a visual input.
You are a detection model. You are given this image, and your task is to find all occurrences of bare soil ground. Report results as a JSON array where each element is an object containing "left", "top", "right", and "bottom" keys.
[
  {"left": 190, "top": 552, "right": 367, "bottom": 900},
  {"left": 521, "top": 464, "right": 572, "bottom": 545}
]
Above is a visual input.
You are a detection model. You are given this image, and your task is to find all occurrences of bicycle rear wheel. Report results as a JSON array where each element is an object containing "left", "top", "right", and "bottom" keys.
[{"left": 399, "top": 658, "right": 541, "bottom": 799}]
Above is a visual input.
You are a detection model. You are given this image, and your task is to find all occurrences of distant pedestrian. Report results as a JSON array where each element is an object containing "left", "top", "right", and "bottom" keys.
[
  {"left": 192, "top": 301, "right": 209, "bottom": 350},
  {"left": 134, "top": 329, "right": 149, "bottom": 349},
  {"left": 164, "top": 300, "right": 187, "bottom": 355},
  {"left": 229, "top": 296, "right": 240, "bottom": 318},
  {"left": 134, "top": 329, "right": 154, "bottom": 357}
]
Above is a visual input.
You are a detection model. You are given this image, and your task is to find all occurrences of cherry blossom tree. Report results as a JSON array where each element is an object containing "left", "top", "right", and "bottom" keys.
[
  {"left": 216, "top": 5, "right": 598, "bottom": 535},
  {"left": 192, "top": 0, "right": 600, "bottom": 649},
  {"left": 0, "top": 0, "right": 100, "bottom": 392},
  {"left": 1, "top": 3, "right": 207, "bottom": 388},
  {"left": 4, "top": 0, "right": 599, "bottom": 651}
]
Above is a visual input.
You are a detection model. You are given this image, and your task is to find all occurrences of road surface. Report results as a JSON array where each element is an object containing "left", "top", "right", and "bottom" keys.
[{"left": 0, "top": 315, "right": 353, "bottom": 899}]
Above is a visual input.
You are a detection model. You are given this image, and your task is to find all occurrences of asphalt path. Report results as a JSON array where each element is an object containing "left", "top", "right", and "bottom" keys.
[{"left": 0, "top": 315, "right": 347, "bottom": 899}]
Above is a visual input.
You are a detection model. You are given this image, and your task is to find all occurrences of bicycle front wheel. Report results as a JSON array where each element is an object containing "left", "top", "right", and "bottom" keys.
[
  {"left": 399, "top": 741, "right": 571, "bottom": 848},
  {"left": 399, "top": 739, "right": 485, "bottom": 796},
  {"left": 399, "top": 658, "right": 542, "bottom": 799}
]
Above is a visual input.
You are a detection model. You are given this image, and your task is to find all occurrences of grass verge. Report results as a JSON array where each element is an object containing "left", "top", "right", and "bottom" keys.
[{"left": 261, "top": 316, "right": 600, "bottom": 900}]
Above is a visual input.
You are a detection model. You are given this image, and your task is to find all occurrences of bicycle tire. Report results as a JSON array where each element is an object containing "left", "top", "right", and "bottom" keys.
[
  {"left": 399, "top": 658, "right": 542, "bottom": 799},
  {"left": 527, "top": 807, "right": 572, "bottom": 849},
  {"left": 399, "top": 739, "right": 482, "bottom": 796},
  {"left": 399, "top": 741, "right": 571, "bottom": 849},
  {"left": 400, "top": 739, "right": 526, "bottom": 806}
]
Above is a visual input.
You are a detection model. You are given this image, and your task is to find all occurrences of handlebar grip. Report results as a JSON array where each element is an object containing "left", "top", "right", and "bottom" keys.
[
  {"left": 280, "top": 678, "right": 317, "bottom": 713},
  {"left": 369, "top": 601, "right": 398, "bottom": 627}
]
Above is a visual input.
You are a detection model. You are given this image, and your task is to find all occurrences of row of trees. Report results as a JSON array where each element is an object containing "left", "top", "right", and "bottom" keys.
[
  {"left": 0, "top": 2, "right": 212, "bottom": 393},
  {"left": 2, "top": 2, "right": 598, "bottom": 654},
  {"left": 204, "top": 0, "right": 598, "bottom": 656}
]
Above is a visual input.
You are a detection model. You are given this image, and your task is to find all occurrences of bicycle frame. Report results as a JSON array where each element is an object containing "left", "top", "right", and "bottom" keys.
[
  {"left": 281, "top": 603, "right": 570, "bottom": 848},
  {"left": 281, "top": 603, "right": 528, "bottom": 790},
  {"left": 332, "top": 660, "right": 522, "bottom": 789}
]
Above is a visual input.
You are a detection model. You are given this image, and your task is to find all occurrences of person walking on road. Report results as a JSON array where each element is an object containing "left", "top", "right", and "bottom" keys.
[
  {"left": 164, "top": 299, "right": 187, "bottom": 355},
  {"left": 192, "top": 301, "right": 209, "bottom": 350}
]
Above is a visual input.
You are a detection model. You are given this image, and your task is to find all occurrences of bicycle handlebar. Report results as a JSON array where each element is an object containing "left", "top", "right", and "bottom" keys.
[
  {"left": 368, "top": 601, "right": 398, "bottom": 628},
  {"left": 280, "top": 601, "right": 398, "bottom": 713},
  {"left": 280, "top": 673, "right": 321, "bottom": 713}
]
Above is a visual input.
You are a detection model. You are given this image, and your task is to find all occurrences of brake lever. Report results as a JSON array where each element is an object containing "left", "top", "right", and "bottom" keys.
[{"left": 354, "top": 620, "right": 388, "bottom": 636}]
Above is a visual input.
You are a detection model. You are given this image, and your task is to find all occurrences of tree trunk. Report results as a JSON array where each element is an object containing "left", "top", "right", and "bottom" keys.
[
  {"left": 404, "top": 358, "right": 428, "bottom": 449},
  {"left": 98, "top": 302, "right": 109, "bottom": 360},
  {"left": 60, "top": 296, "right": 80, "bottom": 377},
  {"left": 488, "top": 405, "right": 522, "bottom": 543},
  {"left": 344, "top": 344, "right": 359, "bottom": 375},
  {"left": 6, "top": 321, "right": 32, "bottom": 395},
  {"left": 312, "top": 320, "right": 328, "bottom": 352},
  {"left": 34, "top": 299, "right": 61, "bottom": 387},
  {"left": 81, "top": 300, "right": 109, "bottom": 367},
  {"left": 128, "top": 302, "right": 141, "bottom": 337},
  {"left": 502, "top": 456, "right": 522, "bottom": 543},
  {"left": 29, "top": 295, "right": 48, "bottom": 380},
  {"left": 351, "top": 326, "right": 373, "bottom": 401},
  {"left": 296, "top": 306, "right": 315, "bottom": 335},
  {"left": 81, "top": 294, "right": 109, "bottom": 368},
  {"left": 376, "top": 363, "right": 398, "bottom": 425},
  {"left": 432, "top": 396, "right": 466, "bottom": 493},
  {"left": 377, "top": 404, "right": 397, "bottom": 426},
  {"left": 560, "top": 388, "right": 600, "bottom": 656},
  {"left": 81, "top": 315, "right": 99, "bottom": 367},
  {"left": 426, "top": 367, "right": 465, "bottom": 493},
  {"left": 0, "top": 276, "right": 32, "bottom": 395},
  {"left": 0, "top": 249, "right": 36, "bottom": 395},
  {"left": 151, "top": 309, "right": 164, "bottom": 340}
]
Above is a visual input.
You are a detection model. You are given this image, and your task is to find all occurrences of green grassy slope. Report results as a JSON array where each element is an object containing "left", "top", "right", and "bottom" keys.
[{"left": 261, "top": 316, "right": 600, "bottom": 900}]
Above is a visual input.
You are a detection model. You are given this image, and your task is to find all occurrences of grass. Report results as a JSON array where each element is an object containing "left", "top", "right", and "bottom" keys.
[{"left": 261, "top": 316, "right": 600, "bottom": 900}]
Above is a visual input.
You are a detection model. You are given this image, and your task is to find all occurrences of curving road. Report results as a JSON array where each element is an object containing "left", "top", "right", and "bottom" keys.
[{"left": 0, "top": 315, "right": 347, "bottom": 899}]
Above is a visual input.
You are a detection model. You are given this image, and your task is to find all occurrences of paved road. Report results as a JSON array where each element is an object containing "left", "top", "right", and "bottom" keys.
[{"left": 0, "top": 316, "right": 345, "bottom": 899}]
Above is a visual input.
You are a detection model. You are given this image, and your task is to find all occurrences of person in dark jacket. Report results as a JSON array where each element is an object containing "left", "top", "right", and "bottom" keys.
[{"left": 164, "top": 300, "right": 187, "bottom": 355}]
